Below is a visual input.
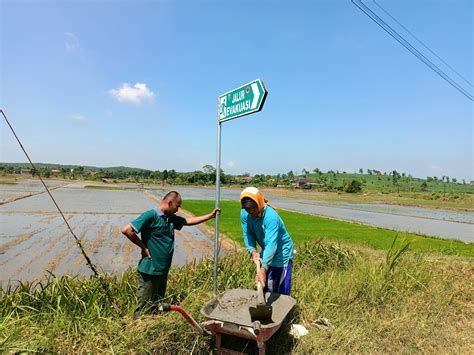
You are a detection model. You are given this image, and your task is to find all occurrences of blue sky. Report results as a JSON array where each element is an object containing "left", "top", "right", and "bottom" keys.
[{"left": 1, "top": 0, "right": 472, "bottom": 180}]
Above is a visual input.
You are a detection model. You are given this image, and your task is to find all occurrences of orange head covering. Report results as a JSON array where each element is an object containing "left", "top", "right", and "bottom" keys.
[{"left": 240, "top": 187, "right": 269, "bottom": 216}]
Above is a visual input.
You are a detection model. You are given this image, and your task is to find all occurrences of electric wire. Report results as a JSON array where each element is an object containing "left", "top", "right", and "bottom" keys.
[
  {"left": 373, "top": 0, "right": 473, "bottom": 87},
  {"left": 1, "top": 109, "right": 100, "bottom": 276},
  {"left": 351, "top": 0, "right": 473, "bottom": 101},
  {"left": 2, "top": 108, "right": 121, "bottom": 311}
]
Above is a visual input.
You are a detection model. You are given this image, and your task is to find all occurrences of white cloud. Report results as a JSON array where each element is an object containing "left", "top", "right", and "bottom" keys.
[
  {"left": 109, "top": 83, "right": 155, "bottom": 104},
  {"left": 70, "top": 113, "right": 86, "bottom": 121},
  {"left": 227, "top": 161, "right": 236, "bottom": 168},
  {"left": 65, "top": 32, "right": 81, "bottom": 51}
]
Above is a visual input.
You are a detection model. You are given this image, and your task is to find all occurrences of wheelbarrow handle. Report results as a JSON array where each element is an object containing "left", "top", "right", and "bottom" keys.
[{"left": 158, "top": 304, "right": 205, "bottom": 335}]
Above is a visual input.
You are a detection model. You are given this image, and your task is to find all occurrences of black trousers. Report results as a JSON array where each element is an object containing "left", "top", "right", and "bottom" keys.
[{"left": 133, "top": 271, "right": 168, "bottom": 319}]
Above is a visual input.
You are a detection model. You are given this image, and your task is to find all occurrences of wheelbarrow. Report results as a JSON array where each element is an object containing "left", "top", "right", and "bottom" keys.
[{"left": 159, "top": 288, "right": 296, "bottom": 355}]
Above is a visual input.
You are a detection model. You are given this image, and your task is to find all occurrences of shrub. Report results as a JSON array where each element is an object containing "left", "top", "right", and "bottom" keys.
[{"left": 343, "top": 179, "right": 363, "bottom": 193}]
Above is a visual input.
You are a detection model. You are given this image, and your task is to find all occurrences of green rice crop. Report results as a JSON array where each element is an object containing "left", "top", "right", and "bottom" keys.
[{"left": 182, "top": 200, "right": 474, "bottom": 258}]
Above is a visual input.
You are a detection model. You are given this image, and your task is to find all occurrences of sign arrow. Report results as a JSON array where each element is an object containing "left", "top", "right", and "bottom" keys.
[{"left": 251, "top": 82, "right": 260, "bottom": 109}]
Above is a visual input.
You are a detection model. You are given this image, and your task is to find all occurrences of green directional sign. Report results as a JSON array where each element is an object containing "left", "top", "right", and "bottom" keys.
[{"left": 218, "top": 79, "right": 267, "bottom": 122}]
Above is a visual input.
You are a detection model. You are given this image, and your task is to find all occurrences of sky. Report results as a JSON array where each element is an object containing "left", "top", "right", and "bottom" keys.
[{"left": 1, "top": 0, "right": 472, "bottom": 181}]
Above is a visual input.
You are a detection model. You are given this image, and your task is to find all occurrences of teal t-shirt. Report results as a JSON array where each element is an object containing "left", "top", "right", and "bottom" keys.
[
  {"left": 130, "top": 208, "right": 186, "bottom": 275},
  {"left": 241, "top": 205, "right": 294, "bottom": 269}
]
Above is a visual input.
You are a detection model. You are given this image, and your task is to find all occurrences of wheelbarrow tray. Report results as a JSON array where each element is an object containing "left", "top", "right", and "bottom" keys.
[{"left": 200, "top": 288, "right": 296, "bottom": 342}]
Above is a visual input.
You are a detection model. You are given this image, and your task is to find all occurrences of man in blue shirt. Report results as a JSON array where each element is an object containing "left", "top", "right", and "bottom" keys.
[
  {"left": 122, "top": 191, "right": 219, "bottom": 319},
  {"left": 240, "top": 187, "right": 294, "bottom": 295}
]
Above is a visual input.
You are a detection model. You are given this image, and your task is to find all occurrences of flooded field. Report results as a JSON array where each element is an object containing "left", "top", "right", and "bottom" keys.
[
  {"left": 2, "top": 180, "right": 472, "bottom": 286},
  {"left": 154, "top": 186, "right": 473, "bottom": 221},
  {"left": 152, "top": 186, "right": 474, "bottom": 243},
  {"left": 0, "top": 180, "right": 66, "bottom": 204},
  {"left": 0, "top": 181, "right": 224, "bottom": 286}
]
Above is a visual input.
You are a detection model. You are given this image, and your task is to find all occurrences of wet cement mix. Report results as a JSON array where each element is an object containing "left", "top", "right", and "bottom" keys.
[
  {"left": 201, "top": 289, "right": 296, "bottom": 327},
  {"left": 0, "top": 180, "right": 233, "bottom": 287}
]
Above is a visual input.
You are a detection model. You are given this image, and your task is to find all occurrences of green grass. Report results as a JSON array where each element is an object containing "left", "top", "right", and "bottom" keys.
[
  {"left": 182, "top": 200, "right": 474, "bottom": 258},
  {"left": 0, "top": 180, "right": 17, "bottom": 185},
  {"left": 263, "top": 188, "right": 474, "bottom": 211},
  {"left": 304, "top": 172, "right": 474, "bottom": 194},
  {"left": 1, "top": 241, "right": 472, "bottom": 353}
]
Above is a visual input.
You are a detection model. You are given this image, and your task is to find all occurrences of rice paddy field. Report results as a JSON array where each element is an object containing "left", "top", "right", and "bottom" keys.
[
  {"left": 0, "top": 180, "right": 227, "bottom": 288},
  {"left": 1, "top": 179, "right": 473, "bottom": 353}
]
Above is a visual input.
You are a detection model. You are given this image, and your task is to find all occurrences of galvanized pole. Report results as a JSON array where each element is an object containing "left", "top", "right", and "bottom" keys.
[
  {"left": 213, "top": 78, "right": 267, "bottom": 294},
  {"left": 213, "top": 120, "right": 222, "bottom": 294}
]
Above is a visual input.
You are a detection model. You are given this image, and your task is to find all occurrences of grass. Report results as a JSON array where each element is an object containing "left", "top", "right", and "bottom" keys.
[
  {"left": 1, "top": 240, "right": 472, "bottom": 353},
  {"left": 182, "top": 200, "right": 474, "bottom": 258},
  {"left": 303, "top": 172, "right": 474, "bottom": 194},
  {"left": 0, "top": 180, "right": 17, "bottom": 185}
]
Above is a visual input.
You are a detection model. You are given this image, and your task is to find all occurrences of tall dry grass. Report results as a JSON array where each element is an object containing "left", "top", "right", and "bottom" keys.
[{"left": 1, "top": 239, "right": 472, "bottom": 353}]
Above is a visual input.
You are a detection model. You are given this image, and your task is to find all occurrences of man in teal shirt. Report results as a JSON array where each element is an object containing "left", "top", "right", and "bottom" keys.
[{"left": 122, "top": 191, "right": 219, "bottom": 319}]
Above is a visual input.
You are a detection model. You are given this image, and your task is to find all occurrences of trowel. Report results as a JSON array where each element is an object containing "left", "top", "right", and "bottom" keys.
[{"left": 249, "top": 262, "right": 273, "bottom": 321}]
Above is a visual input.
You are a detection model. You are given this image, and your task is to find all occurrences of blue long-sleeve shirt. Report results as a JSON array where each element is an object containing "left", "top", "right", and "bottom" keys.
[{"left": 241, "top": 205, "right": 294, "bottom": 270}]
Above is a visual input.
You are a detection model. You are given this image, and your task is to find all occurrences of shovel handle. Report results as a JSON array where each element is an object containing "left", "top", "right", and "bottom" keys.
[{"left": 255, "top": 262, "right": 266, "bottom": 305}]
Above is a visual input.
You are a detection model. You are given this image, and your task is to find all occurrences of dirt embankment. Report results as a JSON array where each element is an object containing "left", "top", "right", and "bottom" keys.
[{"left": 0, "top": 185, "right": 65, "bottom": 205}]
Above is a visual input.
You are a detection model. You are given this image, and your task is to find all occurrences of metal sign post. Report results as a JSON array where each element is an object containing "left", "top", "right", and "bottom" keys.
[
  {"left": 213, "top": 120, "right": 222, "bottom": 294},
  {"left": 213, "top": 79, "right": 267, "bottom": 294}
]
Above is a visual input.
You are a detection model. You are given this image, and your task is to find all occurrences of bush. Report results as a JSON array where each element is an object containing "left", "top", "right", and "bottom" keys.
[{"left": 343, "top": 179, "right": 363, "bottom": 193}]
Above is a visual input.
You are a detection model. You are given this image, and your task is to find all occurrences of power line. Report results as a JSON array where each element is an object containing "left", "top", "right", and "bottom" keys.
[
  {"left": 373, "top": 0, "right": 473, "bottom": 87},
  {"left": 1, "top": 109, "right": 100, "bottom": 277},
  {"left": 2, "top": 108, "right": 120, "bottom": 310},
  {"left": 351, "top": 0, "right": 473, "bottom": 101}
]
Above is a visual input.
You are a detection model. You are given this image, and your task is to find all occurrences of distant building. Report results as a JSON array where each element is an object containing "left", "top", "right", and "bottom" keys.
[
  {"left": 51, "top": 169, "right": 61, "bottom": 175},
  {"left": 237, "top": 176, "right": 253, "bottom": 184},
  {"left": 20, "top": 168, "right": 31, "bottom": 175},
  {"left": 291, "top": 178, "right": 312, "bottom": 188},
  {"left": 291, "top": 178, "right": 321, "bottom": 189}
]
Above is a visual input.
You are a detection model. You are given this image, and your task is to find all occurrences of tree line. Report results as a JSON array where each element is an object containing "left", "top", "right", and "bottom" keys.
[{"left": 0, "top": 163, "right": 471, "bottom": 194}]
